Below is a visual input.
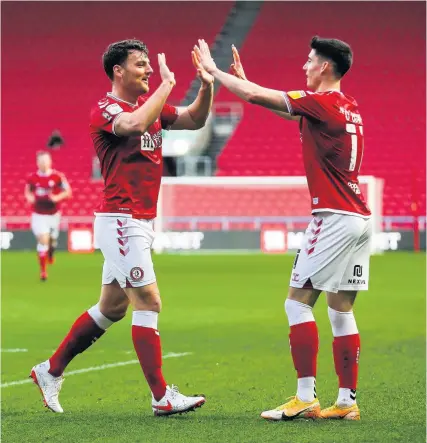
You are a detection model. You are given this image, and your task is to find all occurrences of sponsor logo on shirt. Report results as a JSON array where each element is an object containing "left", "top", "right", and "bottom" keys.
[{"left": 141, "top": 130, "right": 162, "bottom": 152}]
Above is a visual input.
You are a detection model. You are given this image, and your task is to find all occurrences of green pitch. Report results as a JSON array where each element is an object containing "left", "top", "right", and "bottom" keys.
[{"left": 2, "top": 251, "right": 425, "bottom": 442}]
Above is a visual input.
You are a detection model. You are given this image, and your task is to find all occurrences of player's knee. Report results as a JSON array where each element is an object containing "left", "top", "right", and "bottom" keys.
[
  {"left": 327, "top": 291, "right": 357, "bottom": 312},
  {"left": 126, "top": 285, "right": 162, "bottom": 313},
  {"left": 37, "top": 235, "right": 49, "bottom": 246},
  {"left": 104, "top": 304, "right": 128, "bottom": 322}
]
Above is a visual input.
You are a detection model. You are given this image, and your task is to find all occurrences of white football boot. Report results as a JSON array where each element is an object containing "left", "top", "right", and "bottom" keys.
[
  {"left": 30, "top": 360, "right": 64, "bottom": 413},
  {"left": 152, "top": 385, "right": 205, "bottom": 416}
]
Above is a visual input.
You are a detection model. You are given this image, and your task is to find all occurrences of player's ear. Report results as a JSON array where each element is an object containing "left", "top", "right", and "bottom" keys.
[
  {"left": 320, "top": 60, "right": 330, "bottom": 75},
  {"left": 113, "top": 64, "right": 124, "bottom": 79}
]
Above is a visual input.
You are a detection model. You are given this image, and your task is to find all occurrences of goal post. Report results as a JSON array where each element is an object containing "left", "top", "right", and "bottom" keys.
[{"left": 155, "top": 176, "right": 384, "bottom": 254}]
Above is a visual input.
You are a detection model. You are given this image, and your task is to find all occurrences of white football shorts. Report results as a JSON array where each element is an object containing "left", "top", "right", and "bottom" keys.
[
  {"left": 94, "top": 215, "right": 156, "bottom": 289},
  {"left": 289, "top": 212, "right": 372, "bottom": 293},
  {"left": 31, "top": 212, "right": 61, "bottom": 239}
]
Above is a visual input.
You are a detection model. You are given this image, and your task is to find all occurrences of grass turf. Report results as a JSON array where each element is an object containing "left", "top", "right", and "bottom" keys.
[{"left": 1, "top": 251, "right": 425, "bottom": 442}]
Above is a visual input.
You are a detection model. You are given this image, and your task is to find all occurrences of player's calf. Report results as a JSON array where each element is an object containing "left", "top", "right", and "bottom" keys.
[
  {"left": 48, "top": 303, "right": 116, "bottom": 377},
  {"left": 37, "top": 243, "right": 49, "bottom": 280},
  {"left": 326, "top": 303, "right": 361, "bottom": 416}
]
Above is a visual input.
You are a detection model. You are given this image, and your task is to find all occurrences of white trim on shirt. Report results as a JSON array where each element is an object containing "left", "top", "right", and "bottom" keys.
[
  {"left": 106, "top": 92, "right": 138, "bottom": 107},
  {"left": 282, "top": 92, "right": 294, "bottom": 115}
]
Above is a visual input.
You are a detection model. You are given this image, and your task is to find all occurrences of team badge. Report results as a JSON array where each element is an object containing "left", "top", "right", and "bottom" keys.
[{"left": 130, "top": 267, "right": 144, "bottom": 281}]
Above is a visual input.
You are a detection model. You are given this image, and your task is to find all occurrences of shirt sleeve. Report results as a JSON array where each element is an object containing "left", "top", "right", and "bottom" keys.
[
  {"left": 160, "top": 103, "right": 179, "bottom": 130},
  {"left": 283, "top": 91, "right": 329, "bottom": 121},
  {"left": 27, "top": 175, "right": 35, "bottom": 191},
  {"left": 90, "top": 102, "right": 125, "bottom": 135},
  {"left": 58, "top": 173, "right": 69, "bottom": 190}
]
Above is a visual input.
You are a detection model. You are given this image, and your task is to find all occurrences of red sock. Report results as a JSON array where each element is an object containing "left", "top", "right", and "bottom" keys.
[
  {"left": 49, "top": 312, "right": 105, "bottom": 376},
  {"left": 333, "top": 334, "right": 360, "bottom": 389},
  {"left": 38, "top": 251, "right": 48, "bottom": 274},
  {"left": 289, "top": 321, "right": 319, "bottom": 377},
  {"left": 132, "top": 325, "right": 167, "bottom": 401}
]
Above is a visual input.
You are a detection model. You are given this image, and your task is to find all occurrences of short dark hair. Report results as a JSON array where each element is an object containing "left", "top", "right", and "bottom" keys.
[
  {"left": 310, "top": 36, "right": 353, "bottom": 79},
  {"left": 102, "top": 39, "right": 149, "bottom": 80}
]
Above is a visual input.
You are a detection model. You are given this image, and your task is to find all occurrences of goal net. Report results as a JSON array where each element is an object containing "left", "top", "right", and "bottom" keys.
[{"left": 155, "top": 176, "right": 384, "bottom": 254}]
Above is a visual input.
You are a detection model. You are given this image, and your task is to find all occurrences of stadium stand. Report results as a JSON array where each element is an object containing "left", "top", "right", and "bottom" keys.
[{"left": 2, "top": 2, "right": 425, "bottom": 222}]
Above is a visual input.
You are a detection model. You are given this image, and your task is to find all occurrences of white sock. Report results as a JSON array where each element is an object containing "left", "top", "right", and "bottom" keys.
[
  {"left": 327, "top": 307, "right": 358, "bottom": 337},
  {"left": 297, "top": 377, "right": 316, "bottom": 402},
  {"left": 337, "top": 388, "right": 357, "bottom": 407},
  {"left": 284, "top": 299, "right": 315, "bottom": 326},
  {"left": 37, "top": 243, "right": 49, "bottom": 253},
  {"left": 87, "top": 304, "right": 114, "bottom": 330},
  {"left": 132, "top": 311, "right": 158, "bottom": 329}
]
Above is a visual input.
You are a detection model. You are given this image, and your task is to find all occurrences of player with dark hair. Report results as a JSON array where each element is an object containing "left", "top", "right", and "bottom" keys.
[
  {"left": 25, "top": 151, "right": 72, "bottom": 280},
  {"left": 30, "top": 39, "right": 213, "bottom": 416},
  {"left": 196, "top": 36, "right": 370, "bottom": 421}
]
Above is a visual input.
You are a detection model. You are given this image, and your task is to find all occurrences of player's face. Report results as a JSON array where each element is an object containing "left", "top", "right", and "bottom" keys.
[
  {"left": 37, "top": 154, "right": 52, "bottom": 172},
  {"left": 120, "top": 51, "right": 153, "bottom": 95},
  {"left": 303, "top": 50, "right": 324, "bottom": 91}
]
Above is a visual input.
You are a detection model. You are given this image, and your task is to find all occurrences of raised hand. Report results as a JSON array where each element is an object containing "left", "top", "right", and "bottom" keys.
[
  {"left": 158, "top": 53, "right": 176, "bottom": 86},
  {"left": 191, "top": 49, "right": 214, "bottom": 86},
  {"left": 230, "top": 45, "right": 247, "bottom": 81},
  {"left": 194, "top": 39, "right": 217, "bottom": 74}
]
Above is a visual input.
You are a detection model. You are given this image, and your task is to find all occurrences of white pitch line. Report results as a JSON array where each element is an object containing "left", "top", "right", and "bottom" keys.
[
  {"left": 1, "top": 352, "right": 192, "bottom": 388},
  {"left": 1, "top": 349, "right": 28, "bottom": 353}
]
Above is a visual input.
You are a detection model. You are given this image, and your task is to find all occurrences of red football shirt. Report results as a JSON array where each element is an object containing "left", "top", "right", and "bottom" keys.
[
  {"left": 90, "top": 93, "right": 178, "bottom": 219},
  {"left": 284, "top": 90, "right": 371, "bottom": 217},
  {"left": 27, "top": 170, "right": 68, "bottom": 215}
]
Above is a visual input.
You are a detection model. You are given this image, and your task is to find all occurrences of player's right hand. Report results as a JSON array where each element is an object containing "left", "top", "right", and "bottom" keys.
[
  {"left": 158, "top": 53, "right": 176, "bottom": 86},
  {"left": 230, "top": 45, "right": 247, "bottom": 81}
]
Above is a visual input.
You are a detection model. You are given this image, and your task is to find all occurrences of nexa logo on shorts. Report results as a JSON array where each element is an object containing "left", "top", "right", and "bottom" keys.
[
  {"left": 353, "top": 265, "right": 363, "bottom": 277},
  {"left": 348, "top": 265, "right": 365, "bottom": 284}
]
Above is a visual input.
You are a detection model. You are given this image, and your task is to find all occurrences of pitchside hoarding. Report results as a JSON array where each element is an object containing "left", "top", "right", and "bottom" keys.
[{"left": 1, "top": 230, "right": 424, "bottom": 252}]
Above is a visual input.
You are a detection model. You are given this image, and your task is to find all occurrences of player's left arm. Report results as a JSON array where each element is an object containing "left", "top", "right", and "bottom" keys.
[
  {"left": 194, "top": 39, "right": 290, "bottom": 114},
  {"left": 50, "top": 175, "right": 72, "bottom": 203},
  {"left": 170, "top": 50, "right": 214, "bottom": 130}
]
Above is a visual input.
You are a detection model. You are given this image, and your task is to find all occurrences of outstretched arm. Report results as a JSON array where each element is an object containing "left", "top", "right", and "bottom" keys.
[
  {"left": 195, "top": 40, "right": 291, "bottom": 114},
  {"left": 230, "top": 45, "right": 300, "bottom": 122},
  {"left": 171, "top": 50, "right": 214, "bottom": 130}
]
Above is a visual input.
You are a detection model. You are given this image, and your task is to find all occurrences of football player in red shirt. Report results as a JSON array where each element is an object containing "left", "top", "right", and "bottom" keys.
[
  {"left": 30, "top": 40, "right": 212, "bottom": 416},
  {"left": 195, "top": 36, "right": 370, "bottom": 420},
  {"left": 24, "top": 151, "right": 72, "bottom": 280}
]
